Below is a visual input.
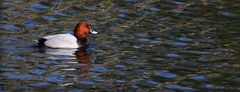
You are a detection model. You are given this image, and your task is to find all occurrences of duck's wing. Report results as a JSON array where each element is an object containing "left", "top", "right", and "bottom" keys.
[{"left": 38, "top": 34, "right": 79, "bottom": 48}]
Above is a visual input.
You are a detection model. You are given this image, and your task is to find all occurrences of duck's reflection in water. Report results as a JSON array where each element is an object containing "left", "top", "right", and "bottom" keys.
[
  {"left": 75, "top": 48, "right": 93, "bottom": 70},
  {"left": 43, "top": 47, "right": 93, "bottom": 70},
  {"left": 44, "top": 48, "right": 77, "bottom": 56}
]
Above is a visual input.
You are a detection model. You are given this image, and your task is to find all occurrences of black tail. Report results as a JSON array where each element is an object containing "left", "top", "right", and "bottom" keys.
[{"left": 38, "top": 38, "right": 47, "bottom": 47}]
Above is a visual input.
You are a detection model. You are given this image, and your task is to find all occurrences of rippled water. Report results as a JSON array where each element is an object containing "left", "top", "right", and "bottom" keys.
[{"left": 1, "top": 0, "right": 240, "bottom": 91}]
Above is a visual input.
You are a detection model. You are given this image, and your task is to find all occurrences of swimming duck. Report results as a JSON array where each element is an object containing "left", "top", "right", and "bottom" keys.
[{"left": 38, "top": 22, "right": 98, "bottom": 48}]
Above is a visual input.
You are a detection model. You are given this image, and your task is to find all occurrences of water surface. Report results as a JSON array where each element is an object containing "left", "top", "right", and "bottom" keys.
[{"left": 0, "top": 0, "right": 240, "bottom": 91}]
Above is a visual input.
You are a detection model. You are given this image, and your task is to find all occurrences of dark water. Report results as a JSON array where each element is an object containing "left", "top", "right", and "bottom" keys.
[{"left": 1, "top": 0, "right": 240, "bottom": 91}]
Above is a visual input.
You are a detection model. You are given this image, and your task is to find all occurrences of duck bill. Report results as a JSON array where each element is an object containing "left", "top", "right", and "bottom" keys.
[{"left": 89, "top": 28, "right": 98, "bottom": 34}]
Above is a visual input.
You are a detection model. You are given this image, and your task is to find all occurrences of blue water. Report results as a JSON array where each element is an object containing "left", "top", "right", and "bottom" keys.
[{"left": 0, "top": 0, "right": 240, "bottom": 91}]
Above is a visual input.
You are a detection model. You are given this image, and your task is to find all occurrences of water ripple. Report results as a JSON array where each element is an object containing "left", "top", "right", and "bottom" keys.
[
  {"left": 42, "top": 16, "right": 58, "bottom": 21},
  {"left": 2, "top": 73, "right": 33, "bottom": 79},
  {"left": 79, "top": 81, "right": 95, "bottom": 85},
  {"left": 149, "top": 7, "right": 160, "bottom": 12},
  {"left": 190, "top": 75, "right": 206, "bottom": 81},
  {"left": 0, "top": 68, "right": 16, "bottom": 72},
  {"left": 178, "top": 37, "right": 193, "bottom": 42},
  {"left": 22, "top": 21, "right": 38, "bottom": 28},
  {"left": 47, "top": 75, "right": 64, "bottom": 83},
  {"left": 165, "top": 42, "right": 189, "bottom": 47},
  {"left": 31, "top": 3, "right": 49, "bottom": 9},
  {"left": 164, "top": 84, "right": 197, "bottom": 91},
  {"left": 29, "top": 82, "right": 49, "bottom": 87},
  {"left": 153, "top": 72, "right": 177, "bottom": 79},
  {"left": 88, "top": 66, "right": 108, "bottom": 73},
  {"left": 136, "top": 80, "right": 159, "bottom": 87},
  {"left": 0, "top": 25, "right": 20, "bottom": 30},
  {"left": 32, "top": 69, "right": 47, "bottom": 75}
]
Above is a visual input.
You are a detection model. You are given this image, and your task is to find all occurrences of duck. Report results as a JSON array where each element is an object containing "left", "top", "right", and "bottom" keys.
[{"left": 38, "top": 21, "right": 98, "bottom": 48}]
